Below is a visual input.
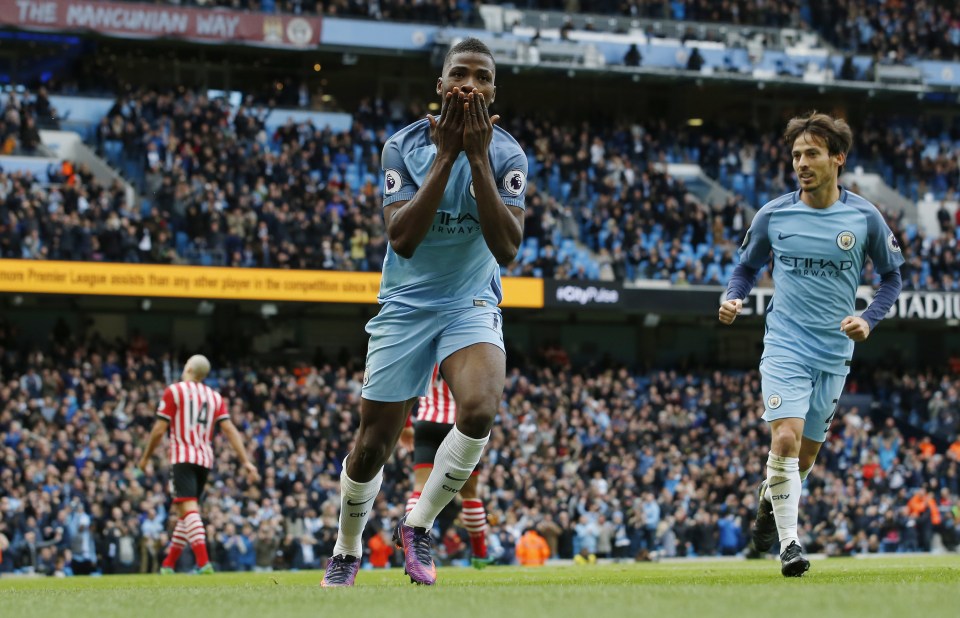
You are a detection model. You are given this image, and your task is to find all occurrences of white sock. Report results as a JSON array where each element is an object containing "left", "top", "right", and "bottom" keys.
[
  {"left": 406, "top": 426, "right": 488, "bottom": 530},
  {"left": 332, "top": 458, "right": 383, "bottom": 558},
  {"left": 766, "top": 453, "right": 801, "bottom": 548},
  {"left": 764, "top": 464, "right": 814, "bottom": 501}
]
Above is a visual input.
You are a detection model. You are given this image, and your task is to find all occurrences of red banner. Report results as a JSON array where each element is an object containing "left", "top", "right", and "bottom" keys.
[{"left": 0, "top": 0, "right": 321, "bottom": 49}]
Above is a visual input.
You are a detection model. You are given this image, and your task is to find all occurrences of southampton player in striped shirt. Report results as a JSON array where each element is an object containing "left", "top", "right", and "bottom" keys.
[
  {"left": 720, "top": 112, "right": 903, "bottom": 576},
  {"left": 398, "top": 364, "right": 494, "bottom": 569},
  {"left": 137, "top": 355, "right": 260, "bottom": 574}
]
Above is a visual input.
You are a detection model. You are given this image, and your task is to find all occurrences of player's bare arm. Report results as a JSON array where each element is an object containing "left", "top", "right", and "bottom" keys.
[
  {"left": 220, "top": 418, "right": 260, "bottom": 482},
  {"left": 384, "top": 89, "right": 465, "bottom": 259},
  {"left": 466, "top": 91, "right": 523, "bottom": 265},
  {"left": 840, "top": 315, "right": 871, "bottom": 342},
  {"left": 718, "top": 299, "right": 743, "bottom": 325},
  {"left": 137, "top": 417, "right": 169, "bottom": 471}
]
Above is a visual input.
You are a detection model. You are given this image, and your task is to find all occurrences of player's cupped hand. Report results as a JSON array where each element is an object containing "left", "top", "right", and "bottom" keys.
[
  {"left": 427, "top": 87, "right": 465, "bottom": 157},
  {"left": 463, "top": 91, "right": 499, "bottom": 161},
  {"left": 840, "top": 315, "right": 871, "bottom": 341},
  {"left": 718, "top": 299, "right": 742, "bottom": 325}
]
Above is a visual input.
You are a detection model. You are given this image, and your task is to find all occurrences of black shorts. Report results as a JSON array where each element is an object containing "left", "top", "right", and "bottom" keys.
[
  {"left": 413, "top": 421, "right": 451, "bottom": 468},
  {"left": 171, "top": 463, "right": 209, "bottom": 503},
  {"left": 413, "top": 421, "right": 480, "bottom": 475}
]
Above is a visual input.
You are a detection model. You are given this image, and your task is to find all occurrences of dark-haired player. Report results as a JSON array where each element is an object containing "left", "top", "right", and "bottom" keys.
[
  {"left": 720, "top": 112, "right": 903, "bottom": 576},
  {"left": 322, "top": 37, "right": 526, "bottom": 587}
]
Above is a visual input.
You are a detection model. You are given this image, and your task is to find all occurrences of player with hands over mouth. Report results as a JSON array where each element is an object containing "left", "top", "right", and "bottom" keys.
[{"left": 322, "top": 37, "right": 526, "bottom": 587}]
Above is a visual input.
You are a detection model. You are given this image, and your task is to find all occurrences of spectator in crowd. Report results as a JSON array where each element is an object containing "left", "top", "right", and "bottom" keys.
[
  {"left": 8, "top": 85, "right": 960, "bottom": 289},
  {"left": 516, "top": 528, "right": 550, "bottom": 566},
  {"left": 367, "top": 528, "right": 394, "bottom": 568},
  {"left": 686, "top": 47, "right": 705, "bottom": 71},
  {"left": 0, "top": 321, "right": 959, "bottom": 575},
  {"left": 96, "top": 0, "right": 959, "bottom": 61},
  {"left": 1, "top": 88, "right": 59, "bottom": 156}
]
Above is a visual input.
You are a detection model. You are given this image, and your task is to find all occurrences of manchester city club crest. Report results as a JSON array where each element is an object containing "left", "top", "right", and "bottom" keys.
[
  {"left": 767, "top": 394, "right": 783, "bottom": 409},
  {"left": 836, "top": 230, "right": 856, "bottom": 251}
]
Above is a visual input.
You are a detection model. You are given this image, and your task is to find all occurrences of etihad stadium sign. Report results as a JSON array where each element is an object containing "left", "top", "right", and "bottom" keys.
[{"left": 731, "top": 286, "right": 960, "bottom": 321}]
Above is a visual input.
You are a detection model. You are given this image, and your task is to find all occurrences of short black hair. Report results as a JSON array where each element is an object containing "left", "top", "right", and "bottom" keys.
[{"left": 444, "top": 37, "right": 495, "bottom": 69}]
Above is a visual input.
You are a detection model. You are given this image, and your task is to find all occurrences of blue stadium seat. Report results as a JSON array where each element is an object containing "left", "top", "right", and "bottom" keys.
[
  {"left": 731, "top": 174, "right": 746, "bottom": 194},
  {"left": 905, "top": 224, "right": 917, "bottom": 242},
  {"left": 345, "top": 170, "right": 361, "bottom": 189},
  {"left": 527, "top": 153, "right": 540, "bottom": 178},
  {"left": 548, "top": 174, "right": 562, "bottom": 198},
  {"left": 175, "top": 232, "right": 189, "bottom": 255}
]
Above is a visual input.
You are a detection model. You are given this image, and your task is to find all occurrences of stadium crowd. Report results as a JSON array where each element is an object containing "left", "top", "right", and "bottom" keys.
[
  {"left": 2, "top": 87, "right": 957, "bottom": 288},
  {"left": 0, "top": 325, "right": 958, "bottom": 575},
  {"left": 112, "top": 0, "right": 960, "bottom": 61},
  {"left": 808, "top": 0, "right": 960, "bottom": 62},
  {"left": 1, "top": 87, "right": 57, "bottom": 156}
]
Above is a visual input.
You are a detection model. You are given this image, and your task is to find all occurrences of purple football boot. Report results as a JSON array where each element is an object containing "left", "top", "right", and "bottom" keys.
[
  {"left": 393, "top": 515, "right": 437, "bottom": 585},
  {"left": 320, "top": 554, "right": 360, "bottom": 587}
]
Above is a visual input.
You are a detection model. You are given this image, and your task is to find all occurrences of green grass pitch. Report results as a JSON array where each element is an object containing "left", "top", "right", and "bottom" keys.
[{"left": 2, "top": 556, "right": 959, "bottom": 618}]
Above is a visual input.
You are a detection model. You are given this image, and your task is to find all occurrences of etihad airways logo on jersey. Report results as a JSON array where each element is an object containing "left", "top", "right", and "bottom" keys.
[
  {"left": 778, "top": 255, "right": 854, "bottom": 277},
  {"left": 432, "top": 212, "right": 481, "bottom": 234}
]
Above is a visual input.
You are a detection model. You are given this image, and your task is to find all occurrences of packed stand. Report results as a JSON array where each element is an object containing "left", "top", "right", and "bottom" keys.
[
  {"left": 90, "top": 89, "right": 403, "bottom": 270},
  {"left": 1, "top": 88, "right": 58, "bottom": 157},
  {"left": 1, "top": 326, "right": 958, "bottom": 576},
  {"left": 851, "top": 115, "right": 960, "bottom": 202},
  {"left": 96, "top": 0, "right": 960, "bottom": 61},
  {"left": 7, "top": 84, "right": 959, "bottom": 288},
  {"left": 502, "top": 117, "right": 749, "bottom": 284},
  {"left": 620, "top": 118, "right": 960, "bottom": 206},
  {"left": 808, "top": 0, "right": 960, "bottom": 62},
  {"left": 94, "top": 89, "right": 757, "bottom": 282},
  {"left": 0, "top": 168, "right": 152, "bottom": 263},
  {"left": 112, "top": 0, "right": 476, "bottom": 25},
  {"left": 898, "top": 205, "right": 960, "bottom": 292},
  {"left": 861, "top": 362, "right": 960, "bottom": 444}
]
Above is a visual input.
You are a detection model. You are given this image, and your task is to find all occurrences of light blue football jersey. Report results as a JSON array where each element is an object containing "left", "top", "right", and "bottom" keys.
[
  {"left": 379, "top": 118, "right": 527, "bottom": 311},
  {"left": 738, "top": 188, "right": 905, "bottom": 374}
]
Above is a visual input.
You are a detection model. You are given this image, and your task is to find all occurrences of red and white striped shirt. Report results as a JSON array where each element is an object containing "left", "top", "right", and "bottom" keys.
[
  {"left": 416, "top": 364, "right": 457, "bottom": 424},
  {"left": 156, "top": 381, "right": 229, "bottom": 468}
]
